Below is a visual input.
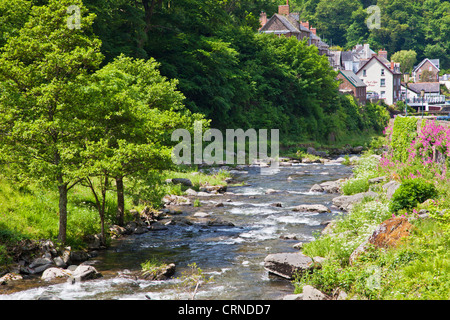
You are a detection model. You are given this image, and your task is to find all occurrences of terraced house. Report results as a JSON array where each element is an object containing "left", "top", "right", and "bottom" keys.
[
  {"left": 259, "top": 2, "right": 330, "bottom": 57},
  {"left": 356, "top": 55, "right": 402, "bottom": 106}
]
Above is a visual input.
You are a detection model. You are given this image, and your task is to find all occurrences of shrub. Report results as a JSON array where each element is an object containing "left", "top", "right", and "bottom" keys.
[
  {"left": 342, "top": 178, "right": 369, "bottom": 195},
  {"left": 389, "top": 178, "right": 438, "bottom": 213}
]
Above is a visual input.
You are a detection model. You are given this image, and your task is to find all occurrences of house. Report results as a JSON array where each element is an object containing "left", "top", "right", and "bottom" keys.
[
  {"left": 401, "top": 82, "right": 444, "bottom": 111},
  {"left": 412, "top": 58, "right": 440, "bottom": 82},
  {"left": 259, "top": 5, "right": 310, "bottom": 42},
  {"left": 259, "top": 2, "right": 329, "bottom": 56},
  {"left": 356, "top": 55, "right": 402, "bottom": 105},
  {"left": 337, "top": 70, "right": 367, "bottom": 104},
  {"left": 330, "top": 43, "right": 377, "bottom": 73}
]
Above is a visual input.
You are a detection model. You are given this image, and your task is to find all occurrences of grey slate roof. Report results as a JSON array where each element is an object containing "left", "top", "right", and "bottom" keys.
[
  {"left": 407, "top": 82, "right": 440, "bottom": 94},
  {"left": 341, "top": 51, "right": 353, "bottom": 61},
  {"left": 339, "top": 70, "right": 366, "bottom": 87}
]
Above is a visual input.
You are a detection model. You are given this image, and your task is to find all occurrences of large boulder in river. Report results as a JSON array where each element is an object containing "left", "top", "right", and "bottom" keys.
[
  {"left": 264, "top": 252, "right": 314, "bottom": 279},
  {"left": 332, "top": 191, "right": 378, "bottom": 211},
  {"left": 292, "top": 204, "right": 330, "bottom": 213},
  {"left": 71, "top": 265, "right": 102, "bottom": 282}
]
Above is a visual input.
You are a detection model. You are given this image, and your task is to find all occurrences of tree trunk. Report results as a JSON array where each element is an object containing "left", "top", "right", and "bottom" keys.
[
  {"left": 98, "top": 175, "right": 108, "bottom": 246},
  {"left": 116, "top": 176, "right": 125, "bottom": 226},
  {"left": 58, "top": 183, "right": 68, "bottom": 244}
]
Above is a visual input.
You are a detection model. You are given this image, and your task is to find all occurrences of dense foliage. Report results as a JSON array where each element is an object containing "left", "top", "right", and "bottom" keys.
[{"left": 390, "top": 178, "right": 438, "bottom": 213}]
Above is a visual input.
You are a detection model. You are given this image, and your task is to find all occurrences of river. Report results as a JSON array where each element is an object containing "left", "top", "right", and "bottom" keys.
[{"left": 1, "top": 161, "right": 353, "bottom": 300}]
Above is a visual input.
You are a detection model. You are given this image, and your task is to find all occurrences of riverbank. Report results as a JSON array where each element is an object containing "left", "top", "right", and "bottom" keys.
[{"left": 290, "top": 148, "right": 450, "bottom": 299}]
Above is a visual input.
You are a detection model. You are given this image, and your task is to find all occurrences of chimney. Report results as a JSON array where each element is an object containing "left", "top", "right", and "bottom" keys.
[
  {"left": 301, "top": 21, "right": 310, "bottom": 30},
  {"left": 310, "top": 27, "right": 316, "bottom": 35},
  {"left": 259, "top": 11, "right": 267, "bottom": 29},
  {"left": 364, "top": 43, "right": 370, "bottom": 59},
  {"left": 390, "top": 61, "right": 394, "bottom": 70},
  {"left": 278, "top": 0, "right": 289, "bottom": 15},
  {"left": 378, "top": 49, "right": 388, "bottom": 60}
]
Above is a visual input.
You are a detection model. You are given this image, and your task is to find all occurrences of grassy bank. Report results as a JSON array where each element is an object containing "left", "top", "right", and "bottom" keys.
[
  {"left": 280, "top": 131, "right": 385, "bottom": 159},
  {"left": 292, "top": 120, "right": 450, "bottom": 299}
]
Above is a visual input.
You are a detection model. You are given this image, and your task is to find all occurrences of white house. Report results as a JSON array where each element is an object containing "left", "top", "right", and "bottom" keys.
[{"left": 356, "top": 55, "right": 402, "bottom": 105}]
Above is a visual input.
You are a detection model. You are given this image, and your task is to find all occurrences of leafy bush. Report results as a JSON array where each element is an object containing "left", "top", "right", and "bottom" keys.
[{"left": 389, "top": 178, "right": 438, "bottom": 213}]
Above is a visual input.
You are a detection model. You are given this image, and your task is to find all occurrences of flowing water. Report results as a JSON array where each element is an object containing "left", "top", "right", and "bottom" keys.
[{"left": 1, "top": 161, "right": 353, "bottom": 300}]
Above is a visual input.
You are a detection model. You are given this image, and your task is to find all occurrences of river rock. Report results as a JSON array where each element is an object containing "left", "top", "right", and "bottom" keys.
[
  {"left": 110, "top": 225, "right": 129, "bottom": 238},
  {"left": 71, "top": 265, "right": 102, "bottom": 282},
  {"left": 270, "top": 202, "right": 283, "bottom": 207},
  {"left": 0, "top": 273, "right": 23, "bottom": 285},
  {"left": 154, "top": 263, "right": 176, "bottom": 280},
  {"left": 302, "top": 285, "right": 331, "bottom": 300},
  {"left": 24, "top": 257, "right": 55, "bottom": 274},
  {"left": 41, "top": 267, "right": 71, "bottom": 281},
  {"left": 310, "top": 180, "right": 342, "bottom": 194},
  {"left": 194, "top": 211, "right": 210, "bottom": 218},
  {"left": 162, "top": 194, "right": 192, "bottom": 205},
  {"left": 283, "top": 294, "right": 303, "bottom": 300},
  {"left": 310, "top": 184, "right": 324, "bottom": 192},
  {"left": 171, "top": 178, "right": 193, "bottom": 186},
  {"left": 205, "top": 218, "right": 235, "bottom": 227},
  {"left": 332, "top": 191, "right": 378, "bottom": 211},
  {"left": 70, "top": 250, "right": 90, "bottom": 263},
  {"left": 368, "top": 176, "right": 387, "bottom": 184},
  {"left": 280, "top": 234, "right": 298, "bottom": 240},
  {"left": 202, "top": 185, "right": 227, "bottom": 193},
  {"left": 264, "top": 252, "right": 314, "bottom": 279},
  {"left": 85, "top": 234, "right": 105, "bottom": 250},
  {"left": 382, "top": 181, "right": 401, "bottom": 199},
  {"left": 185, "top": 188, "right": 198, "bottom": 196},
  {"left": 292, "top": 204, "right": 330, "bottom": 213}
]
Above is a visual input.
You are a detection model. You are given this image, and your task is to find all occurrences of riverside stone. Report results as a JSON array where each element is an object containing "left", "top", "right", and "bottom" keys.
[
  {"left": 382, "top": 181, "right": 401, "bottom": 200},
  {"left": 302, "top": 285, "right": 331, "bottom": 300},
  {"left": 309, "top": 180, "right": 342, "bottom": 194},
  {"left": 292, "top": 204, "right": 330, "bottom": 213},
  {"left": 264, "top": 252, "right": 314, "bottom": 279},
  {"left": 41, "top": 267, "right": 71, "bottom": 281},
  {"left": 171, "top": 178, "right": 193, "bottom": 186},
  {"left": 71, "top": 265, "right": 102, "bottom": 282},
  {"left": 332, "top": 191, "right": 378, "bottom": 211}
]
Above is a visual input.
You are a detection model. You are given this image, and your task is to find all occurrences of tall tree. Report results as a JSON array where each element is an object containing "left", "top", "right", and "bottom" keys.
[
  {"left": 0, "top": 0, "right": 103, "bottom": 244},
  {"left": 391, "top": 50, "right": 417, "bottom": 74},
  {"left": 77, "top": 54, "right": 205, "bottom": 232}
]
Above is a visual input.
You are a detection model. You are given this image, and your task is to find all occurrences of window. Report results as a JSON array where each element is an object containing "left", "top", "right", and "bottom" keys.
[
  {"left": 381, "top": 69, "right": 385, "bottom": 76},
  {"left": 381, "top": 91, "right": 386, "bottom": 99},
  {"left": 381, "top": 79, "right": 386, "bottom": 87},
  {"left": 363, "top": 70, "right": 367, "bottom": 77}
]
